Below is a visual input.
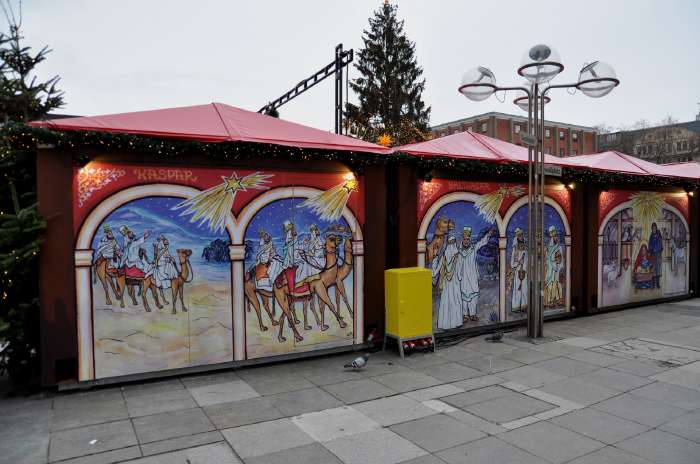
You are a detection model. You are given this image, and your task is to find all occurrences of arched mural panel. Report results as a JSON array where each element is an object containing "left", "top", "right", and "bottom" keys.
[
  {"left": 89, "top": 195, "right": 233, "bottom": 379},
  {"left": 599, "top": 191, "right": 689, "bottom": 308}
]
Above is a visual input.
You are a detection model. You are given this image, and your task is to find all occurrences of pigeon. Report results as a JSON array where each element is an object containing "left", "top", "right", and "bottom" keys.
[
  {"left": 485, "top": 331, "right": 504, "bottom": 343},
  {"left": 344, "top": 353, "right": 370, "bottom": 370}
]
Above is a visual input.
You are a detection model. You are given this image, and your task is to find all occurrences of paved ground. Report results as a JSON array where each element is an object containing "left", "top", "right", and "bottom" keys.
[{"left": 3, "top": 300, "right": 700, "bottom": 464}]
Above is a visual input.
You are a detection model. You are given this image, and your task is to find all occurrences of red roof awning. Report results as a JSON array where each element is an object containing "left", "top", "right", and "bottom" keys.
[
  {"left": 660, "top": 161, "right": 700, "bottom": 179},
  {"left": 29, "top": 103, "right": 390, "bottom": 154},
  {"left": 564, "top": 150, "right": 674, "bottom": 176}
]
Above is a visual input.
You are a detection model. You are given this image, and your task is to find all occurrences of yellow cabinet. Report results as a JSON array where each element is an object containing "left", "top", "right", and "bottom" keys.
[{"left": 385, "top": 267, "right": 433, "bottom": 340}]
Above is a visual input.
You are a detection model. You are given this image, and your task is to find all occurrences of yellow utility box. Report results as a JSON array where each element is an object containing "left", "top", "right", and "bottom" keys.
[{"left": 384, "top": 267, "right": 434, "bottom": 358}]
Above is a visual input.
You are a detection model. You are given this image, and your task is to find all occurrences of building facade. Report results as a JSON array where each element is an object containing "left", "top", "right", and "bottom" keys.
[
  {"left": 432, "top": 111, "right": 597, "bottom": 156},
  {"left": 597, "top": 118, "right": 700, "bottom": 164}
]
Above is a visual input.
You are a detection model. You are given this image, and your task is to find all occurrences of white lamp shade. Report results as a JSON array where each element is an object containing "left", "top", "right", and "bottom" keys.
[
  {"left": 518, "top": 44, "right": 563, "bottom": 84},
  {"left": 458, "top": 66, "right": 497, "bottom": 101},
  {"left": 577, "top": 61, "right": 619, "bottom": 98},
  {"left": 514, "top": 95, "right": 550, "bottom": 112}
]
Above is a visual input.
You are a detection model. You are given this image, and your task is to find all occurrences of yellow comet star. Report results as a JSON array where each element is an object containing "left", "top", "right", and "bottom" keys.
[
  {"left": 299, "top": 172, "right": 358, "bottom": 221},
  {"left": 173, "top": 171, "right": 273, "bottom": 233}
]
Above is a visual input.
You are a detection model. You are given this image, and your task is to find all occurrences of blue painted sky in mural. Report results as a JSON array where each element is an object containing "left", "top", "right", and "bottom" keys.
[
  {"left": 92, "top": 196, "right": 230, "bottom": 282},
  {"left": 244, "top": 198, "right": 351, "bottom": 271},
  {"left": 505, "top": 204, "right": 566, "bottom": 244}
]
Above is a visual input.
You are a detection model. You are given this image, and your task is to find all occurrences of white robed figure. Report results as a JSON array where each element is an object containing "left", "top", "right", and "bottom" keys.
[
  {"left": 544, "top": 225, "right": 564, "bottom": 308},
  {"left": 510, "top": 227, "right": 528, "bottom": 312},
  {"left": 458, "top": 226, "right": 492, "bottom": 321},
  {"left": 94, "top": 225, "right": 121, "bottom": 271},
  {"left": 432, "top": 235, "right": 463, "bottom": 330},
  {"left": 296, "top": 224, "right": 324, "bottom": 285},
  {"left": 254, "top": 229, "right": 283, "bottom": 292},
  {"left": 153, "top": 235, "right": 179, "bottom": 289},
  {"left": 119, "top": 226, "right": 151, "bottom": 277}
]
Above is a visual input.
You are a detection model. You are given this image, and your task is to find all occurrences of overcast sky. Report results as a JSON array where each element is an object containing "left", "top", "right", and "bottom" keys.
[{"left": 16, "top": 0, "right": 700, "bottom": 131}]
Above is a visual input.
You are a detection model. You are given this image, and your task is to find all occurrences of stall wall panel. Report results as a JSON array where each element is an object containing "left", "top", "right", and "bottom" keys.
[
  {"left": 73, "top": 162, "right": 364, "bottom": 381},
  {"left": 598, "top": 190, "right": 689, "bottom": 308},
  {"left": 417, "top": 179, "right": 571, "bottom": 334}
]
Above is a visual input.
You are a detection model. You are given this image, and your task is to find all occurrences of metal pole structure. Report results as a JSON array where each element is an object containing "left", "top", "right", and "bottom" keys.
[
  {"left": 527, "top": 85, "right": 536, "bottom": 338},
  {"left": 539, "top": 88, "right": 546, "bottom": 336},
  {"left": 530, "top": 83, "right": 542, "bottom": 338}
]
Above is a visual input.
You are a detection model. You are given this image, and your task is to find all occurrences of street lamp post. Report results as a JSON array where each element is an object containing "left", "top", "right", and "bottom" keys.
[{"left": 458, "top": 45, "right": 619, "bottom": 338}]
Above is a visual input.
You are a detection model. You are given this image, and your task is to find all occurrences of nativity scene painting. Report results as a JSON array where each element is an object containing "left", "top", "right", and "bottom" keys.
[{"left": 600, "top": 191, "right": 689, "bottom": 307}]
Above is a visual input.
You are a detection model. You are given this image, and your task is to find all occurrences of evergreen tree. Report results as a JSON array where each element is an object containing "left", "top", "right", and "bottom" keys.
[
  {"left": 346, "top": 1, "right": 431, "bottom": 146},
  {"left": 0, "top": 1, "right": 62, "bottom": 383}
]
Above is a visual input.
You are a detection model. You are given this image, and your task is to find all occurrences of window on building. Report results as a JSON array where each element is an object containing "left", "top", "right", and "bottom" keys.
[
  {"left": 466, "top": 126, "right": 472, "bottom": 132},
  {"left": 683, "top": 141, "right": 688, "bottom": 150},
  {"left": 545, "top": 128, "right": 551, "bottom": 138},
  {"left": 479, "top": 122, "right": 487, "bottom": 133},
  {"left": 514, "top": 125, "right": 521, "bottom": 134},
  {"left": 636, "top": 146, "right": 642, "bottom": 155},
  {"left": 572, "top": 132, "right": 578, "bottom": 141},
  {"left": 559, "top": 148, "right": 565, "bottom": 156},
  {"left": 545, "top": 147, "right": 551, "bottom": 154},
  {"left": 677, "top": 141, "right": 682, "bottom": 151},
  {"left": 559, "top": 130, "right": 565, "bottom": 140},
  {"left": 572, "top": 149, "right": 578, "bottom": 155}
]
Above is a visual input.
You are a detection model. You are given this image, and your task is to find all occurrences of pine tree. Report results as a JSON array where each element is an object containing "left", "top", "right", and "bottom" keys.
[
  {"left": 346, "top": 1, "right": 431, "bottom": 146},
  {"left": 0, "top": 1, "right": 62, "bottom": 383}
]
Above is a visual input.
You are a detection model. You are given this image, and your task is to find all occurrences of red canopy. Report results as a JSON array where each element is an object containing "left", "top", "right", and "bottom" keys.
[
  {"left": 394, "top": 131, "right": 578, "bottom": 167},
  {"left": 564, "top": 150, "right": 674, "bottom": 176},
  {"left": 660, "top": 162, "right": 700, "bottom": 179},
  {"left": 29, "top": 103, "right": 390, "bottom": 154}
]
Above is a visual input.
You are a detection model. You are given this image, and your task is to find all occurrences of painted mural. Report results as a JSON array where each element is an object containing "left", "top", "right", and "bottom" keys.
[
  {"left": 73, "top": 163, "right": 363, "bottom": 380},
  {"left": 599, "top": 190, "right": 689, "bottom": 307},
  {"left": 417, "top": 180, "right": 571, "bottom": 332}
]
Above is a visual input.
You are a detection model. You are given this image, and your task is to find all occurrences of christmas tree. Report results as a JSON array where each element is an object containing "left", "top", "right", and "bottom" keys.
[
  {"left": 346, "top": 1, "right": 431, "bottom": 146},
  {"left": 0, "top": 1, "right": 63, "bottom": 383}
]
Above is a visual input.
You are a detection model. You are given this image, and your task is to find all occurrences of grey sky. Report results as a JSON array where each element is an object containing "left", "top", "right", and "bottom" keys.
[{"left": 18, "top": 0, "right": 700, "bottom": 132}]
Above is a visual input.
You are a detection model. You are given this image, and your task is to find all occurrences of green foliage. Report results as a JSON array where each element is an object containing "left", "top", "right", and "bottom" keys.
[
  {"left": 0, "top": 2, "right": 62, "bottom": 382},
  {"left": 346, "top": 1, "right": 431, "bottom": 146}
]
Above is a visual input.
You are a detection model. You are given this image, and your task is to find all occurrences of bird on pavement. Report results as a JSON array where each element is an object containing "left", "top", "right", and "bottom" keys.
[
  {"left": 344, "top": 353, "right": 370, "bottom": 370},
  {"left": 485, "top": 331, "right": 504, "bottom": 343}
]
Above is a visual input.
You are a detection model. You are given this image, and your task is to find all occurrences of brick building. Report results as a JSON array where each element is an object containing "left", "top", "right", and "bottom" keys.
[{"left": 431, "top": 111, "right": 598, "bottom": 156}]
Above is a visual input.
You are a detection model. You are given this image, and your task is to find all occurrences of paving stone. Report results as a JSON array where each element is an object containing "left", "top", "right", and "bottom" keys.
[
  {"left": 529, "top": 341, "right": 581, "bottom": 357},
  {"left": 617, "top": 429, "right": 700, "bottom": 464},
  {"left": 322, "top": 378, "right": 396, "bottom": 404},
  {"left": 531, "top": 357, "right": 600, "bottom": 377},
  {"left": 291, "top": 405, "right": 380, "bottom": 442},
  {"left": 557, "top": 337, "right": 609, "bottom": 348},
  {"left": 422, "top": 399, "right": 458, "bottom": 413},
  {"left": 204, "top": 396, "right": 284, "bottom": 429},
  {"left": 371, "top": 370, "right": 442, "bottom": 393},
  {"left": 608, "top": 359, "right": 672, "bottom": 376},
  {"left": 652, "top": 367, "right": 700, "bottom": 392},
  {"left": 550, "top": 408, "right": 650, "bottom": 444},
  {"left": 592, "top": 393, "right": 687, "bottom": 427},
  {"left": 417, "top": 363, "right": 484, "bottom": 382},
  {"left": 132, "top": 408, "right": 215, "bottom": 444},
  {"left": 53, "top": 388, "right": 124, "bottom": 409},
  {"left": 266, "top": 386, "right": 343, "bottom": 416},
  {"left": 457, "top": 355, "right": 523, "bottom": 374},
  {"left": 658, "top": 410, "right": 700, "bottom": 443},
  {"left": 221, "top": 418, "right": 314, "bottom": 459},
  {"left": 499, "top": 421, "right": 605, "bottom": 464},
  {"left": 322, "top": 428, "right": 427, "bottom": 464},
  {"left": 48, "top": 419, "right": 138, "bottom": 462},
  {"left": 435, "top": 346, "right": 480, "bottom": 362},
  {"left": 354, "top": 394, "right": 438, "bottom": 426},
  {"left": 54, "top": 446, "right": 142, "bottom": 464},
  {"left": 389, "top": 414, "right": 486, "bottom": 452},
  {"left": 140, "top": 430, "right": 223, "bottom": 456},
  {"left": 575, "top": 367, "right": 653, "bottom": 392},
  {"left": 237, "top": 370, "right": 314, "bottom": 395},
  {"left": 121, "top": 379, "right": 185, "bottom": 399},
  {"left": 398, "top": 353, "right": 451, "bottom": 369},
  {"left": 501, "top": 348, "right": 558, "bottom": 364},
  {"left": 466, "top": 341, "right": 516, "bottom": 356},
  {"left": 297, "top": 362, "right": 364, "bottom": 386},
  {"left": 630, "top": 381, "right": 700, "bottom": 410},
  {"left": 496, "top": 365, "right": 568, "bottom": 388},
  {"left": 404, "top": 384, "right": 465, "bottom": 402},
  {"left": 538, "top": 377, "right": 620, "bottom": 406},
  {"left": 125, "top": 387, "right": 198, "bottom": 417},
  {"left": 52, "top": 399, "right": 129, "bottom": 430},
  {"left": 463, "top": 392, "right": 556, "bottom": 424},
  {"left": 180, "top": 370, "right": 241, "bottom": 388},
  {"left": 124, "top": 442, "right": 240, "bottom": 463},
  {"left": 565, "top": 446, "right": 654, "bottom": 464},
  {"left": 442, "top": 385, "right": 513, "bottom": 408},
  {"left": 399, "top": 455, "right": 448, "bottom": 464},
  {"left": 187, "top": 380, "right": 260, "bottom": 406},
  {"left": 436, "top": 436, "right": 549, "bottom": 464},
  {"left": 450, "top": 375, "right": 504, "bottom": 391},
  {"left": 566, "top": 350, "right": 625, "bottom": 367},
  {"left": 246, "top": 443, "right": 343, "bottom": 464},
  {"left": 0, "top": 399, "right": 51, "bottom": 464},
  {"left": 446, "top": 409, "right": 507, "bottom": 435}
]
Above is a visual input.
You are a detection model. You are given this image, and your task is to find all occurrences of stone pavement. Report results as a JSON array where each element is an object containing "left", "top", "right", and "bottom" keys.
[{"left": 3, "top": 300, "right": 700, "bottom": 464}]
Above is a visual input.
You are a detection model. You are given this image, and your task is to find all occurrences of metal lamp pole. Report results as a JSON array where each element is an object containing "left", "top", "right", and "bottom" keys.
[{"left": 458, "top": 48, "right": 619, "bottom": 339}]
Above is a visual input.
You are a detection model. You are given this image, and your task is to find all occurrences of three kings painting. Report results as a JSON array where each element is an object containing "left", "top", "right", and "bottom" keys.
[
  {"left": 418, "top": 180, "right": 571, "bottom": 333},
  {"left": 74, "top": 163, "right": 363, "bottom": 380}
]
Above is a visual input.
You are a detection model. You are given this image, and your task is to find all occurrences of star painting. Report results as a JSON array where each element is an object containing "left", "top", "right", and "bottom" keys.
[
  {"left": 173, "top": 171, "right": 273, "bottom": 232},
  {"left": 299, "top": 173, "right": 358, "bottom": 221}
]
